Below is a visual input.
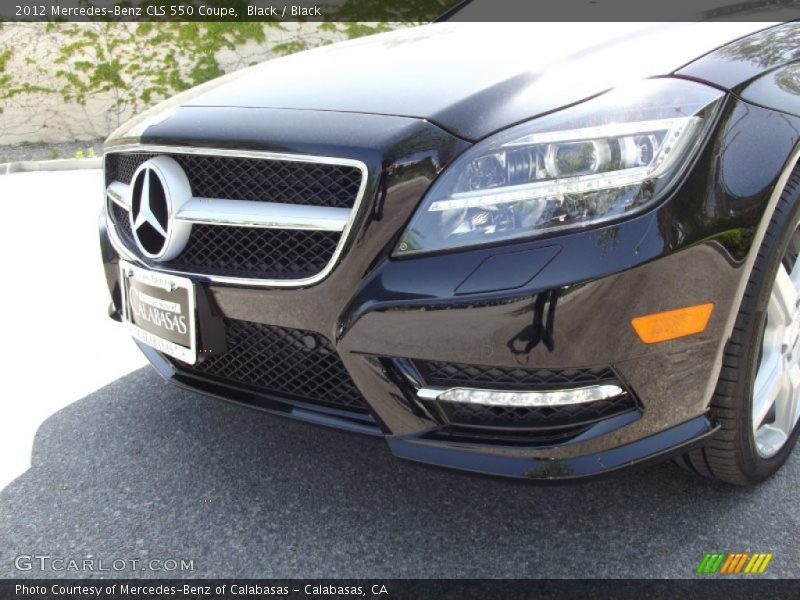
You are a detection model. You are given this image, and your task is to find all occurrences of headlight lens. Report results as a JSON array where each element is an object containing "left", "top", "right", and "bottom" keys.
[{"left": 394, "top": 79, "right": 724, "bottom": 256}]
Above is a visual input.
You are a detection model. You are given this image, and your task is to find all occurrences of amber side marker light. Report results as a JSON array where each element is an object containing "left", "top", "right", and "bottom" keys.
[{"left": 631, "top": 303, "right": 714, "bottom": 344}]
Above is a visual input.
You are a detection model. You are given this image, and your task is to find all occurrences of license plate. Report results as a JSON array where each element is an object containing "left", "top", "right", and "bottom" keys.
[{"left": 120, "top": 261, "right": 197, "bottom": 364}]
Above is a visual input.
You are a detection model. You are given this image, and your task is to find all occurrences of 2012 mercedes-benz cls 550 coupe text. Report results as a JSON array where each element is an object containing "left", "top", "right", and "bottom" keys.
[{"left": 99, "top": 20, "right": 800, "bottom": 484}]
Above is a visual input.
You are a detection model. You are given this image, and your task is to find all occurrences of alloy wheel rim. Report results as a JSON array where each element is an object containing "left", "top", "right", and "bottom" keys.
[{"left": 753, "top": 230, "right": 800, "bottom": 458}]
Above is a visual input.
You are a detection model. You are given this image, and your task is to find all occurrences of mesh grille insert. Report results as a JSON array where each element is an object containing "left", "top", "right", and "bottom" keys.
[
  {"left": 111, "top": 201, "right": 133, "bottom": 239},
  {"left": 415, "top": 360, "right": 618, "bottom": 391},
  {"left": 105, "top": 152, "right": 362, "bottom": 208},
  {"left": 167, "top": 225, "right": 338, "bottom": 279},
  {"left": 176, "top": 319, "right": 369, "bottom": 412}
]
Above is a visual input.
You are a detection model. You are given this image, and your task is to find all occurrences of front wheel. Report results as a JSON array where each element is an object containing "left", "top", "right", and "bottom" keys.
[{"left": 678, "top": 167, "right": 800, "bottom": 485}]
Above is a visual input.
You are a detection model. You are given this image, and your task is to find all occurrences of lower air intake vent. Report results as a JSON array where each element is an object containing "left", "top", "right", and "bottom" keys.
[
  {"left": 174, "top": 319, "right": 369, "bottom": 412},
  {"left": 412, "top": 359, "right": 637, "bottom": 432},
  {"left": 415, "top": 360, "right": 618, "bottom": 390}
]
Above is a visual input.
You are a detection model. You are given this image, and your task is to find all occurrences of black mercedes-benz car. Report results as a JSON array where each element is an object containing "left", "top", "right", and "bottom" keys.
[{"left": 99, "top": 18, "right": 800, "bottom": 485}]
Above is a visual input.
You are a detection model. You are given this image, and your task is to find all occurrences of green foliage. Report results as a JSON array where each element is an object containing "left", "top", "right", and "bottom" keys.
[
  {"left": 0, "top": 45, "right": 51, "bottom": 113},
  {"left": 0, "top": 48, "right": 10, "bottom": 112},
  {"left": 336, "top": 22, "right": 395, "bottom": 39},
  {"left": 269, "top": 38, "right": 310, "bottom": 56},
  {"left": 0, "top": 20, "right": 410, "bottom": 136},
  {"left": 0, "top": 48, "right": 10, "bottom": 73},
  {"left": 44, "top": 22, "right": 270, "bottom": 119},
  {"left": 74, "top": 147, "right": 97, "bottom": 159}
]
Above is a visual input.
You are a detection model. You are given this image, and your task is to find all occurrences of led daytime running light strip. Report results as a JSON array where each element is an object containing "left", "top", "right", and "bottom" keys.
[
  {"left": 503, "top": 116, "right": 692, "bottom": 146},
  {"left": 429, "top": 167, "right": 650, "bottom": 212},
  {"left": 417, "top": 384, "right": 626, "bottom": 407}
]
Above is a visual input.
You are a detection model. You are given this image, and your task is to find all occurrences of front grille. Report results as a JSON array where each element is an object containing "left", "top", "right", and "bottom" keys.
[
  {"left": 175, "top": 318, "right": 369, "bottom": 412},
  {"left": 105, "top": 152, "right": 362, "bottom": 208},
  {"left": 105, "top": 149, "right": 364, "bottom": 281},
  {"left": 413, "top": 359, "right": 636, "bottom": 432},
  {"left": 415, "top": 360, "right": 617, "bottom": 391}
]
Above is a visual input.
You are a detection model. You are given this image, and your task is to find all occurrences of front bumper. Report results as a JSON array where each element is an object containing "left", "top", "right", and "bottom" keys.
[
  {"left": 99, "top": 99, "right": 800, "bottom": 480},
  {"left": 139, "top": 340, "right": 717, "bottom": 481}
]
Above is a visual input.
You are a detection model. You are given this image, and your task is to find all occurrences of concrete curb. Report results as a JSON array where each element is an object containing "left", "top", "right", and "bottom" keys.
[{"left": 0, "top": 157, "right": 102, "bottom": 174}]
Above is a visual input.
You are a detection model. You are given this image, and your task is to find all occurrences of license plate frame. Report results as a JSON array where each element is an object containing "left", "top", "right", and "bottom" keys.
[{"left": 119, "top": 261, "right": 197, "bottom": 365}]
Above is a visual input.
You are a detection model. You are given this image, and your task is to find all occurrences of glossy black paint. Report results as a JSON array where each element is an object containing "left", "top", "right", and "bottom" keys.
[
  {"left": 454, "top": 245, "right": 561, "bottom": 295},
  {"left": 111, "top": 22, "right": 777, "bottom": 142},
  {"left": 740, "top": 62, "right": 800, "bottom": 119},
  {"left": 676, "top": 21, "right": 800, "bottom": 92},
  {"left": 388, "top": 417, "right": 716, "bottom": 481},
  {"left": 100, "top": 23, "right": 800, "bottom": 480}
]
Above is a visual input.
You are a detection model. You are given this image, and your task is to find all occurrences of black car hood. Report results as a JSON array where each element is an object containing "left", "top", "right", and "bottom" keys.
[{"left": 182, "top": 22, "right": 772, "bottom": 140}]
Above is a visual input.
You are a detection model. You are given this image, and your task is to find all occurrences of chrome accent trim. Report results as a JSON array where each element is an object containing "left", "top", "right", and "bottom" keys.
[
  {"left": 107, "top": 180, "right": 352, "bottom": 232},
  {"left": 417, "top": 387, "right": 447, "bottom": 401},
  {"left": 105, "top": 143, "right": 370, "bottom": 167},
  {"left": 175, "top": 198, "right": 351, "bottom": 232},
  {"left": 417, "top": 384, "right": 625, "bottom": 407},
  {"left": 107, "top": 180, "right": 130, "bottom": 210},
  {"left": 103, "top": 144, "right": 369, "bottom": 288}
]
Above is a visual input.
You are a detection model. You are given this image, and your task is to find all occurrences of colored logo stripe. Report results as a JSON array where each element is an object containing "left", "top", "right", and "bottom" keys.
[
  {"left": 719, "top": 553, "right": 749, "bottom": 573},
  {"left": 745, "top": 553, "right": 773, "bottom": 574},
  {"left": 697, "top": 553, "right": 773, "bottom": 574},
  {"left": 697, "top": 553, "right": 725, "bottom": 574}
]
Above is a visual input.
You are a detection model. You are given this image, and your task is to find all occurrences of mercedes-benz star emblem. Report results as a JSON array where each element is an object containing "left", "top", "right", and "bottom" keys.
[
  {"left": 132, "top": 167, "right": 168, "bottom": 251},
  {"left": 129, "top": 156, "right": 192, "bottom": 261}
]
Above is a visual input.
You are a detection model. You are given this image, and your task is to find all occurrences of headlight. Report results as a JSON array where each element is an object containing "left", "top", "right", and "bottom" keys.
[{"left": 394, "top": 79, "right": 724, "bottom": 256}]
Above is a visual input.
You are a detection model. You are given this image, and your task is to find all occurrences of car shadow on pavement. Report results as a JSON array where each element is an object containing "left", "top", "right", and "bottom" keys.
[{"left": 1, "top": 367, "right": 797, "bottom": 579}]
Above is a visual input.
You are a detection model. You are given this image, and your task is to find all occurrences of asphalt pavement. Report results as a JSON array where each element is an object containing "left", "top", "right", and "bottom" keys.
[{"left": 0, "top": 170, "right": 798, "bottom": 579}]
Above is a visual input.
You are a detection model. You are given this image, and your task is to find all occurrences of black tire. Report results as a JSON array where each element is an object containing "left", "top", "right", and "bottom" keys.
[{"left": 678, "top": 166, "right": 800, "bottom": 485}]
